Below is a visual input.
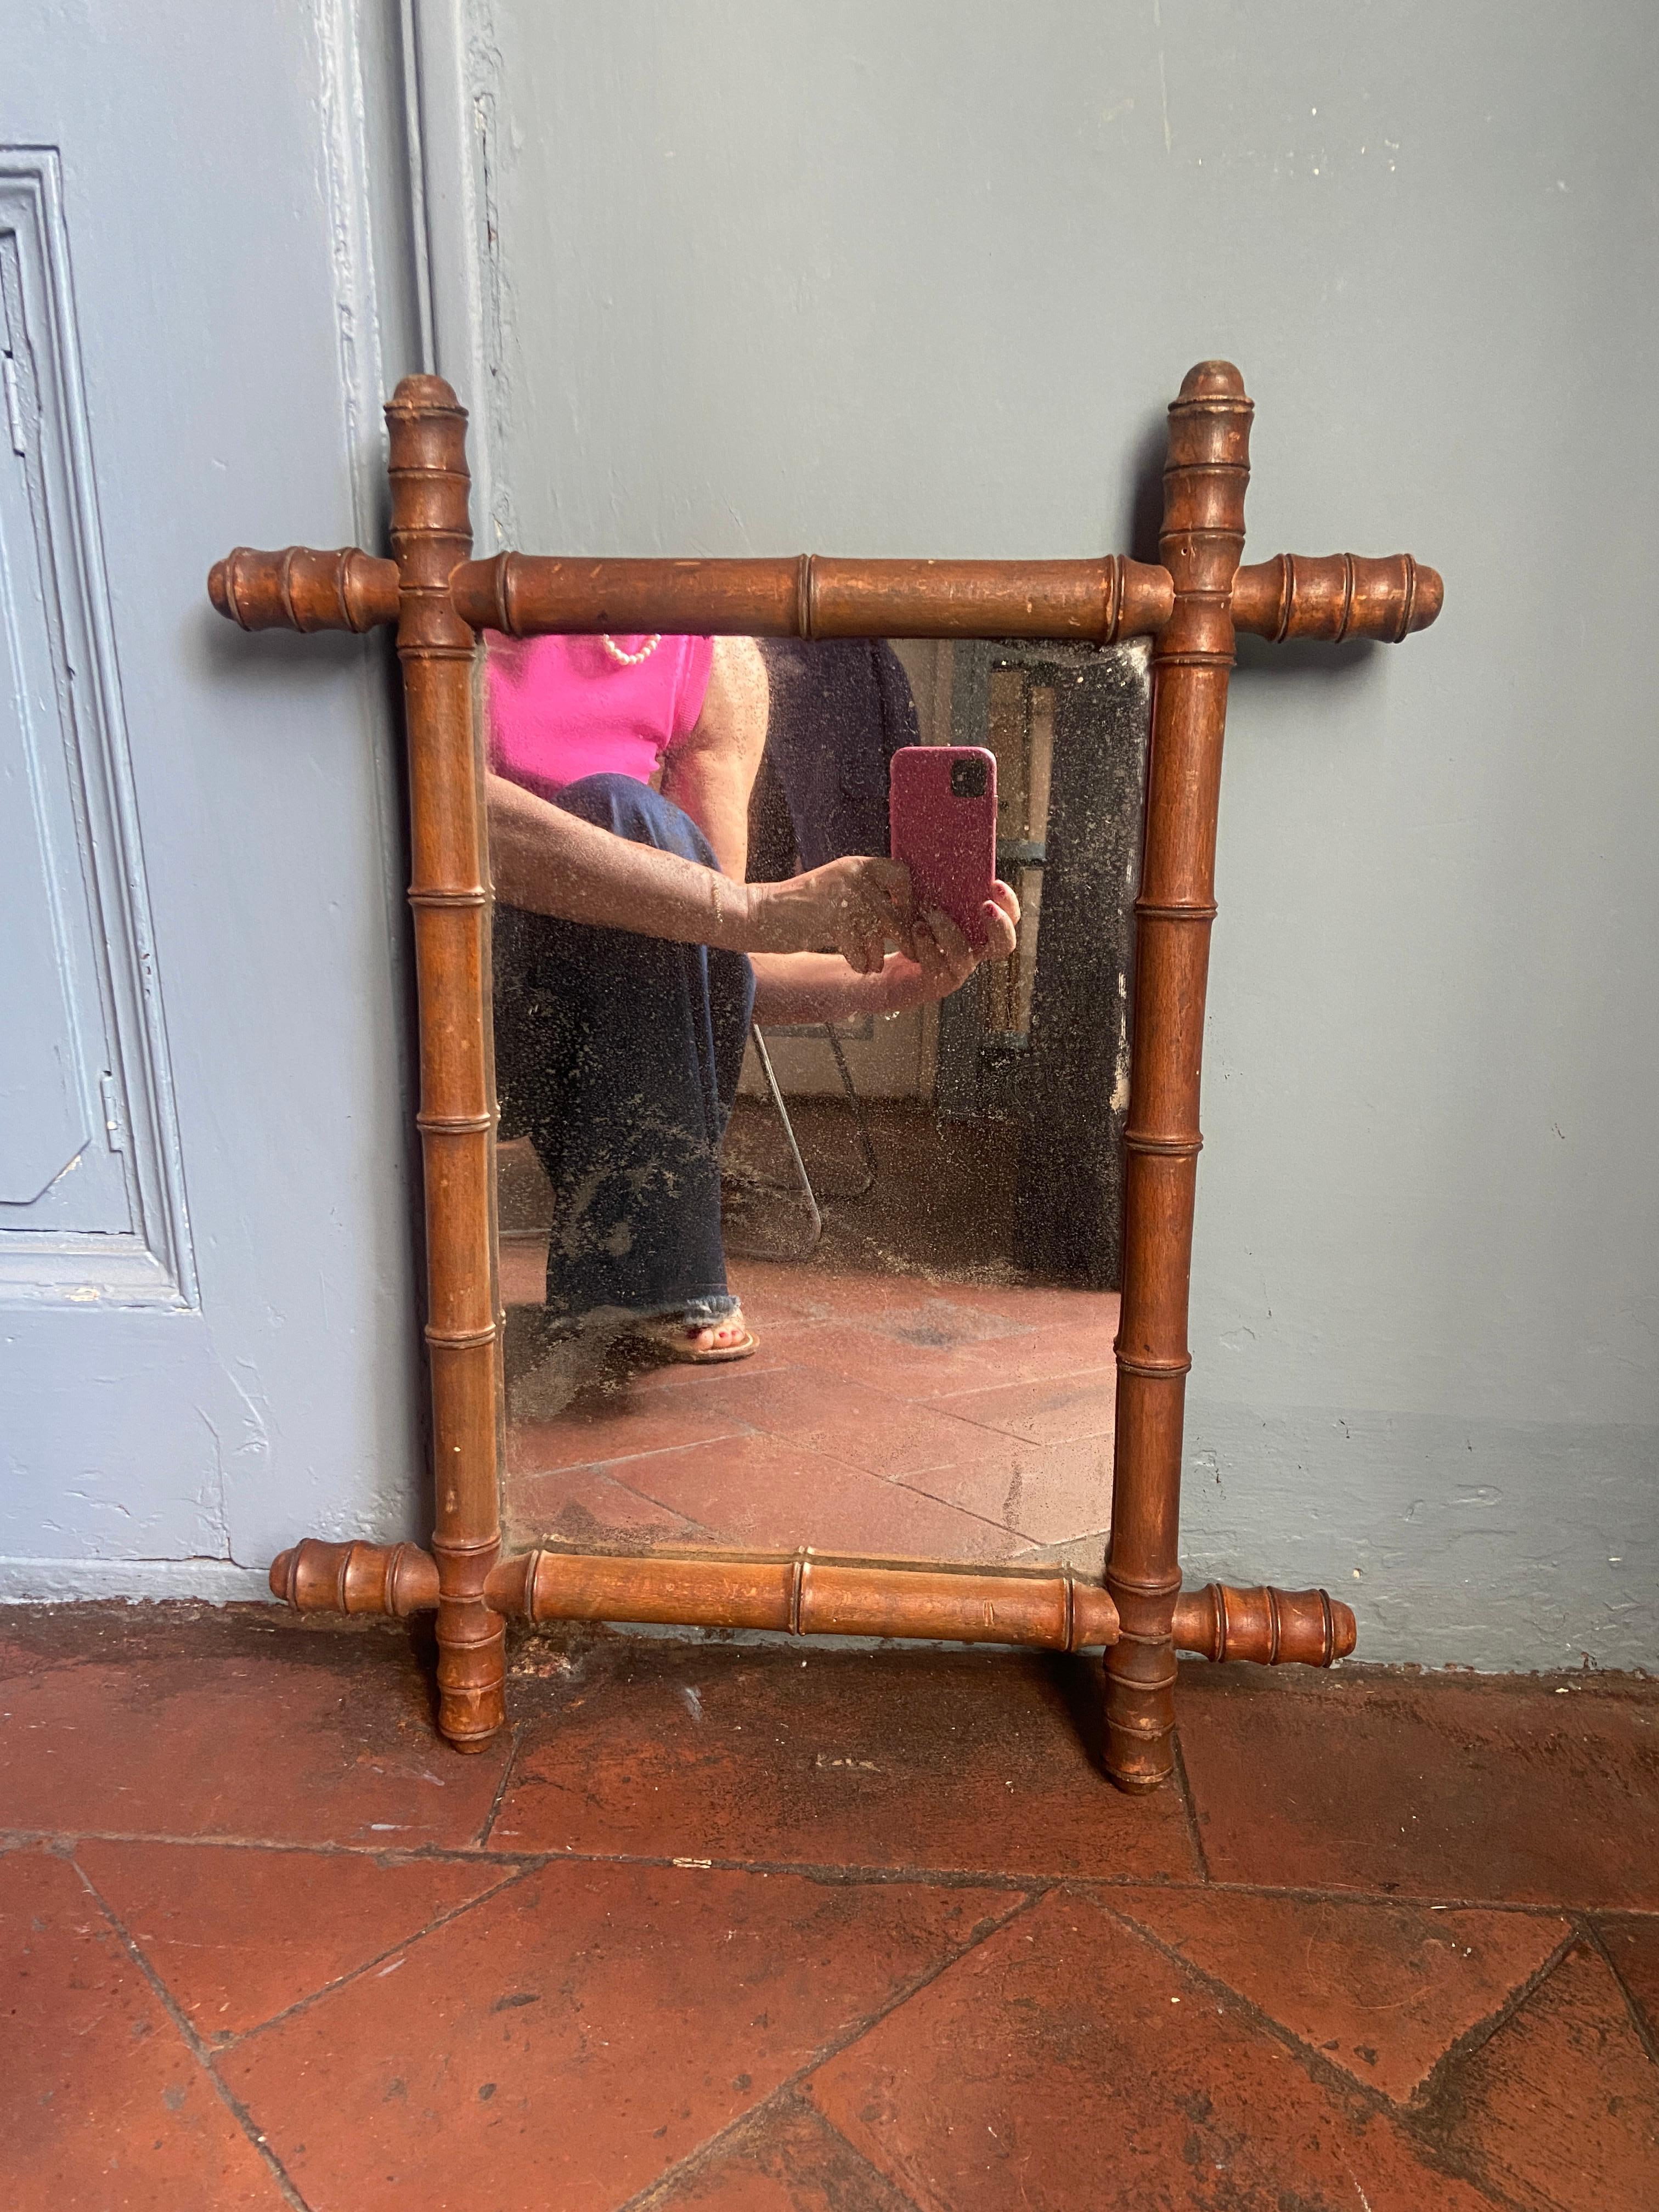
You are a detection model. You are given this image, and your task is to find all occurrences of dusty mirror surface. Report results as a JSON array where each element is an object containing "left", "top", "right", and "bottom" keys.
[{"left": 488, "top": 631, "right": 1149, "bottom": 1566}]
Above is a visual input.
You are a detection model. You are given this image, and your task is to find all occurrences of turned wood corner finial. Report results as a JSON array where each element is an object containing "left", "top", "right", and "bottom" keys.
[
  {"left": 1232, "top": 551, "right": 1443, "bottom": 643},
  {"left": 206, "top": 544, "right": 400, "bottom": 634},
  {"left": 385, "top": 371, "right": 466, "bottom": 419},
  {"left": 1175, "top": 357, "right": 1252, "bottom": 406}
]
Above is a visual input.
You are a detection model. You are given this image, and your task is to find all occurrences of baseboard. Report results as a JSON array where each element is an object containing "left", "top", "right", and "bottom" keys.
[{"left": 0, "top": 1557, "right": 274, "bottom": 1604}]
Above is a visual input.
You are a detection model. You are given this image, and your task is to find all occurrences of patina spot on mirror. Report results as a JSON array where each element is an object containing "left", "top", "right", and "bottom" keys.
[{"left": 208, "top": 360, "right": 1442, "bottom": 1793}]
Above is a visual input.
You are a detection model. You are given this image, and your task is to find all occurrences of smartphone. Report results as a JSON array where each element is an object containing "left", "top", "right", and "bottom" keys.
[{"left": 888, "top": 745, "right": 998, "bottom": 952}]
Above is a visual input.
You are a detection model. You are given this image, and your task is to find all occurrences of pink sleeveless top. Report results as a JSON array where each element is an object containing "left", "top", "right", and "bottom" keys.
[{"left": 484, "top": 633, "right": 715, "bottom": 801}]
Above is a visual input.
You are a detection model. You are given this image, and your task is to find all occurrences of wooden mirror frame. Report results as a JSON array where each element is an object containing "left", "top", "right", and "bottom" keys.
[{"left": 210, "top": 360, "right": 1441, "bottom": 1793}]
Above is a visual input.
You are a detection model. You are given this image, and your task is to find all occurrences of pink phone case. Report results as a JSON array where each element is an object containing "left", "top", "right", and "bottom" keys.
[{"left": 888, "top": 746, "right": 998, "bottom": 952}]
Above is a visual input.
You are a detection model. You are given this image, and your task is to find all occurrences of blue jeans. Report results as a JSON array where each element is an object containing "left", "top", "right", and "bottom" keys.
[{"left": 493, "top": 773, "right": 755, "bottom": 1326}]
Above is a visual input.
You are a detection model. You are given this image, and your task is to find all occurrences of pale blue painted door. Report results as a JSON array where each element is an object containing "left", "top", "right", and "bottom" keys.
[{"left": 1, "top": 5, "right": 421, "bottom": 1594}]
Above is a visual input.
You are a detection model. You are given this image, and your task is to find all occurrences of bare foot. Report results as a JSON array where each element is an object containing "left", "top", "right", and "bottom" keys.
[{"left": 631, "top": 1307, "right": 757, "bottom": 1365}]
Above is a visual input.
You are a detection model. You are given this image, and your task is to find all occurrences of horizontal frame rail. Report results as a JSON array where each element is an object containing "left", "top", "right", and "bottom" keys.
[
  {"left": 208, "top": 545, "right": 1440, "bottom": 649},
  {"left": 269, "top": 1538, "right": 1357, "bottom": 1666},
  {"left": 450, "top": 552, "right": 1175, "bottom": 641}
]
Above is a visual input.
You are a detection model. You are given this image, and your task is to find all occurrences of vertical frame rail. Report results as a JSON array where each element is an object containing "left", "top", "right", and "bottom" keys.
[
  {"left": 1104, "top": 362, "right": 1254, "bottom": 1791},
  {"left": 386, "top": 376, "right": 505, "bottom": 1750}
]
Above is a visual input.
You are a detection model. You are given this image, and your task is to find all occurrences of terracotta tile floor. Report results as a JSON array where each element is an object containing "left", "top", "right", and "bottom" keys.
[
  {"left": 499, "top": 1248, "right": 1121, "bottom": 1565},
  {"left": 4, "top": 1605, "right": 1657, "bottom": 2209}
]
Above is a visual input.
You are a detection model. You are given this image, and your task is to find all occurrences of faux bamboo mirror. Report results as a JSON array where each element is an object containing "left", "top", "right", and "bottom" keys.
[{"left": 210, "top": 360, "right": 1442, "bottom": 1795}]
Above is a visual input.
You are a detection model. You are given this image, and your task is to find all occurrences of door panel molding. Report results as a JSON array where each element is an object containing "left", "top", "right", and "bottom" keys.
[{"left": 0, "top": 150, "right": 195, "bottom": 1306}]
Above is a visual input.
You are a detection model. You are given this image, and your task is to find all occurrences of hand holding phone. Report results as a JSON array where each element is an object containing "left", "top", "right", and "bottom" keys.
[{"left": 888, "top": 746, "right": 998, "bottom": 952}]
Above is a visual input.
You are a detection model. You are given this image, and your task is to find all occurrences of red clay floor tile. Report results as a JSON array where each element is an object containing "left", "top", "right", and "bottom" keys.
[
  {"left": 219, "top": 1857, "right": 1022, "bottom": 2212},
  {"left": 759, "top": 1320, "right": 988, "bottom": 1400},
  {"left": 76, "top": 1838, "right": 514, "bottom": 2041},
  {"left": 1600, "top": 1915, "right": 1659, "bottom": 2046},
  {"left": 9, "top": 1601, "right": 1658, "bottom": 2212},
  {"left": 733, "top": 1269, "right": 1030, "bottom": 1342},
  {"left": 927, "top": 1369, "right": 1118, "bottom": 1448},
  {"left": 506, "top": 1390, "right": 753, "bottom": 1476},
  {"left": 894, "top": 1431, "right": 1113, "bottom": 1545},
  {"left": 636, "top": 1367, "right": 1011, "bottom": 1485},
  {"left": 932, "top": 1311, "right": 1121, "bottom": 1389},
  {"left": 1, "top": 1844, "right": 287, "bottom": 2211},
  {"left": 506, "top": 1462, "right": 710, "bottom": 1549},
  {"left": 606, "top": 1430, "right": 1022, "bottom": 1560},
  {"left": 1177, "top": 1667, "right": 1659, "bottom": 1908},
  {"left": 856, "top": 1298, "right": 1036, "bottom": 1350},
  {"left": 724, "top": 1260, "right": 834, "bottom": 1330},
  {"left": 498, "top": 1260, "right": 1125, "bottom": 1559},
  {"left": 1435, "top": 1940, "right": 1659, "bottom": 2211},
  {"left": 1110, "top": 1884, "right": 1573, "bottom": 2101},
  {"left": 0, "top": 1615, "right": 510, "bottom": 1849},
  {"left": 808, "top": 1885, "right": 1497, "bottom": 2211},
  {"left": 929, "top": 1277, "right": 1118, "bottom": 1329},
  {"left": 490, "top": 1639, "right": 1198, "bottom": 1883},
  {"left": 498, "top": 1232, "right": 548, "bottom": 1308},
  {"left": 652, "top": 2097, "right": 910, "bottom": 2210}
]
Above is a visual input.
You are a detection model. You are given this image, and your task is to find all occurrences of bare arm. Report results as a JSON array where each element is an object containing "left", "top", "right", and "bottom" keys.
[
  {"left": 657, "top": 636, "right": 768, "bottom": 881},
  {"left": 488, "top": 769, "right": 752, "bottom": 944},
  {"left": 487, "top": 768, "right": 915, "bottom": 969}
]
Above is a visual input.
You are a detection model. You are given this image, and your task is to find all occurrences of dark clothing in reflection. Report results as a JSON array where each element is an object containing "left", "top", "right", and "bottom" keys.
[
  {"left": 493, "top": 773, "right": 754, "bottom": 1326},
  {"left": 749, "top": 639, "right": 921, "bottom": 878}
]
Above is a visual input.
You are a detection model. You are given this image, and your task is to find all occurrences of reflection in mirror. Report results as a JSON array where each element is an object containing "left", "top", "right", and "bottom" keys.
[{"left": 488, "top": 629, "right": 1149, "bottom": 1568}]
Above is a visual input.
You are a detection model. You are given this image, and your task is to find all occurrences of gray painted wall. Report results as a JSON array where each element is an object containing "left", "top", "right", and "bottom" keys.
[
  {"left": 477, "top": 0, "right": 1658, "bottom": 1668},
  {"left": 1, "top": 1, "right": 424, "bottom": 1596}
]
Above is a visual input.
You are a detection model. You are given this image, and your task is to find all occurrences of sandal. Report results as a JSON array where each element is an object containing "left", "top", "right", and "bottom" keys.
[{"left": 627, "top": 1307, "right": 758, "bottom": 1365}]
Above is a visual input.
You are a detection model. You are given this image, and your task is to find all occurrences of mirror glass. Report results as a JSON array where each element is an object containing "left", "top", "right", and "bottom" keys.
[{"left": 489, "top": 631, "right": 1148, "bottom": 1568}]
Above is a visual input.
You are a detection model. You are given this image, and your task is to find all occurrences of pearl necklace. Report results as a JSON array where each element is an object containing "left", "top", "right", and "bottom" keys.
[{"left": 600, "top": 633, "right": 662, "bottom": 667}]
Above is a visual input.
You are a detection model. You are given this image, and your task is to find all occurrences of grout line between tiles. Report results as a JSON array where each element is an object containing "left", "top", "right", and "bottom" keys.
[
  {"left": 210, "top": 1859, "right": 542, "bottom": 2051},
  {"left": 509, "top": 1337, "right": 1119, "bottom": 1541},
  {"left": 3, "top": 1824, "right": 1081, "bottom": 1889},
  {"left": 1580, "top": 1914, "right": 1659, "bottom": 2069},
  {"left": 70, "top": 1854, "right": 318, "bottom": 2212},
  {"left": 509, "top": 1422, "right": 758, "bottom": 1479},
  {"left": 1079, "top": 1877, "right": 1416, "bottom": 2121},
  {"left": 785, "top": 2092, "right": 931, "bottom": 2212},
  {"left": 473, "top": 1720, "right": 522, "bottom": 1848},
  {"left": 584, "top": 1424, "right": 1036, "bottom": 1549},
  {"left": 10, "top": 1826, "right": 1659, "bottom": 1918},
  {"left": 1170, "top": 1731, "right": 1212, "bottom": 1883},
  {"left": 1152, "top": 1873, "right": 1658, "bottom": 1916},
  {"left": 1083, "top": 1881, "right": 1576, "bottom": 2209},
  {"left": 1405, "top": 1920, "right": 1584, "bottom": 2120},
  {"left": 629, "top": 2088, "right": 929, "bottom": 2212},
  {"left": 504, "top": 1497, "right": 726, "bottom": 1551},
  {"left": 612, "top": 1887, "right": 1046, "bottom": 2212}
]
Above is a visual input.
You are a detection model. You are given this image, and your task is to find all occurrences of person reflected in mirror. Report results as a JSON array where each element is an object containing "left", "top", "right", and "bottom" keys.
[{"left": 485, "top": 630, "right": 1017, "bottom": 1365}]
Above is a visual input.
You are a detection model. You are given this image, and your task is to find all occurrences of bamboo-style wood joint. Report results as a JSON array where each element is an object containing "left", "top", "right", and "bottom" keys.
[
  {"left": 207, "top": 545, "right": 400, "bottom": 634},
  {"left": 268, "top": 1538, "right": 439, "bottom": 1617},
  {"left": 1173, "top": 1583, "right": 1357, "bottom": 1667},
  {"left": 1232, "top": 553, "right": 1444, "bottom": 643},
  {"left": 1121, "top": 1131, "right": 1204, "bottom": 1158},
  {"left": 1135, "top": 900, "right": 1219, "bottom": 923},
  {"left": 1113, "top": 1351, "right": 1194, "bottom": 1378}
]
